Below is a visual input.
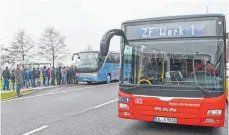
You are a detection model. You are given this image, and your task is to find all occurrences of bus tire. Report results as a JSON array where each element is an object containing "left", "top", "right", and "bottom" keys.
[{"left": 106, "top": 74, "right": 111, "bottom": 84}]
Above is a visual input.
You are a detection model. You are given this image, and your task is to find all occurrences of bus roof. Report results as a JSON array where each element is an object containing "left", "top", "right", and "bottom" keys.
[{"left": 122, "top": 14, "right": 225, "bottom": 25}]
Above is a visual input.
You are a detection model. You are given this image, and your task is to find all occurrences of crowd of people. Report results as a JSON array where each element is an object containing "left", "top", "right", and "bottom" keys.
[{"left": 1, "top": 65, "right": 77, "bottom": 97}]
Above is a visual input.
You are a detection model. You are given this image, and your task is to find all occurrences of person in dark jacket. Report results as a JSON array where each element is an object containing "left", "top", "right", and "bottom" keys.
[
  {"left": 31, "top": 68, "right": 36, "bottom": 87},
  {"left": 20, "top": 68, "right": 24, "bottom": 89},
  {"left": 51, "top": 67, "right": 55, "bottom": 85},
  {"left": 23, "top": 69, "right": 29, "bottom": 88},
  {"left": 67, "top": 67, "right": 70, "bottom": 84},
  {"left": 2, "top": 66, "right": 11, "bottom": 90},
  {"left": 73, "top": 67, "right": 77, "bottom": 84},
  {"left": 56, "top": 67, "right": 61, "bottom": 85},
  {"left": 42, "top": 66, "right": 45, "bottom": 86},
  {"left": 11, "top": 69, "right": 15, "bottom": 91},
  {"left": 36, "top": 68, "right": 41, "bottom": 86},
  {"left": 48, "top": 67, "right": 51, "bottom": 85},
  {"left": 43, "top": 66, "right": 49, "bottom": 86},
  {"left": 26, "top": 69, "right": 31, "bottom": 87},
  {"left": 70, "top": 67, "right": 74, "bottom": 84}
]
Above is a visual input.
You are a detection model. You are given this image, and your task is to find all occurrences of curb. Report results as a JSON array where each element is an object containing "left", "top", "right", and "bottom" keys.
[
  {"left": 1, "top": 90, "right": 35, "bottom": 101},
  {"left": 1, "top": 86, "right": 57, "bottom": 101},
  {"left": 1, "top": 84, "right": 77, "bottom": 101}
]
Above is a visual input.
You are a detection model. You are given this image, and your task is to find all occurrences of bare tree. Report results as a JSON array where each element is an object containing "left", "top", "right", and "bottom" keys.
[
  {"left": 38, "top": 27, "right": 69, "bottom": 67},
  {"left": 1, "top": 29, "right": 34, "bottom": 67}
]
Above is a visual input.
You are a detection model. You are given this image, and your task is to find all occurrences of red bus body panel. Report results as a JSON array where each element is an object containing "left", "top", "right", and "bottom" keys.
[{"left": 118, "top": 90, "right": 226, "bottom": 127}]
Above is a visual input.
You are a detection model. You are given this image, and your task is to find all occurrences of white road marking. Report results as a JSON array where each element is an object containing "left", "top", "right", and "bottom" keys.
[
  {"left": 93, "top": 99, "right": 118, "bottom": 109},
  {"left": 1, "top": 83, "right": 118, "bottom": 103},
  {"left": 21, "top": 125, "right": 48, "bottom": 135}
]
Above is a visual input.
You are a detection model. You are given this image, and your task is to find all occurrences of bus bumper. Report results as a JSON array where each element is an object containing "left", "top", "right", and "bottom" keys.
[
  {"left": 76, "top": 76, "right": 99, "bottom": 82},
  {"left": 118, "top": 112, "right": 225, "bottom": 127},
  {"left": 118, "top": 91, "right": 226, "bottom": 128}
]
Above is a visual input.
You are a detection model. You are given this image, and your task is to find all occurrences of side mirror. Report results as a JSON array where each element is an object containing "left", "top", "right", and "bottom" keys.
[
  {"left": 72, "top": 53, "right": 79, "bottom": 60},
  {"left": 100, "top": 29, "right": 128, "bottom": 57}
]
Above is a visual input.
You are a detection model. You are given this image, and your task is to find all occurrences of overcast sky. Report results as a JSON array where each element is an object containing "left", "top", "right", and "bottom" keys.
[{"left": 0, "top": 0, "right": 228, "bottom": 65}]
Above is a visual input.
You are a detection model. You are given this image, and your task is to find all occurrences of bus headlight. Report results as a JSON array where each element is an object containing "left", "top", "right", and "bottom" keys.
[
  {"left": 207, "top": 110, "right": 223, "bottom": 115},
  {"left": 119, "top": 103, "right": 129, "bottom": 109}
]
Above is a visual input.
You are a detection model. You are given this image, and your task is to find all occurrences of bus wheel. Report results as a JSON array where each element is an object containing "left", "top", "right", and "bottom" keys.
[{"left": 106, "top": 74, "right": 111, "bottom": 84}]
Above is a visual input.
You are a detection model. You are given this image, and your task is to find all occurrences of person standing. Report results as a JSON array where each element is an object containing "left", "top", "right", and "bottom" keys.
[
  {"left": 36, "top": 68, "right": 41, "bottom": 86},
  {"left": 42, "top": 66, "right": 48, "bottom": 86},
  {"left": 26, "top": 69, "right": 31, "bottom": 87},
  {"left": 51, "top": 67, "right": 55, "bottom": 85},
  {"left": 67, "top": 67, "right": 70, "bottom": 84},
  {"left": 73, "top": 67, "right": 77, "bottom": 84},
  {"left": 64, "top": 67, "right": 67, "bottom": 85},
  {"left": 61, "top": 67, "right": 65, "bottom": 85},
  {"left": 31, "top": 68, "right": 36, "bottom": 87},
  {"left": 61, "top": 66, "right": 67, "bottom": 85},
  {"left": 42, "top": 66, "right": 45, "bottom": 86},
  {"left": 23, "top": 69, "right": 29, "bottom": 88},
  {"left": 2, "top": 66, "right": 11, "bottom": 90},
  {"left": 20, "top": 68, "right": 24, "bottom": 89},
  {"left": 48, "top": 67, "right": 51, "bottom": 85},
  {"left": 56, "top": 66, "right": 61, "bottom": 85},
  {"left": 70, "top": 67, "right": 74, "bottom": 84},
  {"left": 28, "top": 69, "right": 32, "bottom": 87},
  {"left": 11, "top": 69, "right": 15, "bottom": 91},
  {"left": 15, "top": 65, "right": 23, "bottom": 97}
]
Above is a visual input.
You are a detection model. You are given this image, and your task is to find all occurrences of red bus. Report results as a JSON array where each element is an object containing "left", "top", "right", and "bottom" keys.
[
  {"left": 226, "top": 35, "right": 229, "bottom": 101},
  {"left": 99, "top": 14, "right": 227, "bottom": 127}
]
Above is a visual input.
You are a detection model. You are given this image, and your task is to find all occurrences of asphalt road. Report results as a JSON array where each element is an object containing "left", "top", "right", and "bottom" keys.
[{"left": 1, "top": 83, "right": 228, "bottom": 135}]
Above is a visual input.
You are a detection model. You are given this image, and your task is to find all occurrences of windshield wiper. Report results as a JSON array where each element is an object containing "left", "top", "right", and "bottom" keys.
[{"left": 187, "top": 83, "right": 212, "bottom": 97}]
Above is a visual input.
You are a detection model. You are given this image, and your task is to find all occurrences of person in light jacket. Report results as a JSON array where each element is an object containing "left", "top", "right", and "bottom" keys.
[
  {"left": 61, "top": 67, "right": 67, "bottom": 85},
  {"left": 15, "top": 65, "right": 23, "bottom": 97}
]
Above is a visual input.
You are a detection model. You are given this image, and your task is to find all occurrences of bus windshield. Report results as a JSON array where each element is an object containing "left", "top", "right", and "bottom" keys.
[
  {"left": 122, "top": 38, "right": 225, "bottom": 97},
  {"left": 77, "top": 52, "right": 99, "bottom": 69}
]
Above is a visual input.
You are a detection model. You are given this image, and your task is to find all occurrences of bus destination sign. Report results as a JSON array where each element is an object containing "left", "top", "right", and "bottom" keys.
[
  {"left": 140, "top": 25, "right": 204, "bottom": 38},
  {"left": 125, "top": 20, "right": 220, "bottom": 40}
]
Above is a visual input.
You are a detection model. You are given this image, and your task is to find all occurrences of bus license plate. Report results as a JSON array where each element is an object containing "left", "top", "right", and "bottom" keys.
[{"left": 154, "top": 116, "right": 177, "bottom": 123}]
